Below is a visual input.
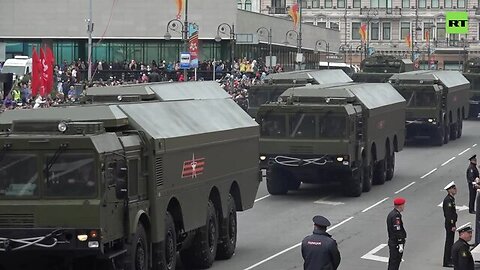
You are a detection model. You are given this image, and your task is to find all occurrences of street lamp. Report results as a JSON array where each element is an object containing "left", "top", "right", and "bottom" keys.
[
  {"left": 284, "top": 30, "right": 302, "bottom": 70},
  {"left": 165, "top": 17, "right": 189, "bottom": 80},
  {"left": 425, "top": 25, "right": 436, "bottom": 70},
  {"left": 257, "top": 27, "right": 273, "bottom": 69},
  {"left": 314, "top": 39, "right": 330, "bottom": 69},
  {"left": 215, "top": 23, "right": 235, "bottom": 69}
]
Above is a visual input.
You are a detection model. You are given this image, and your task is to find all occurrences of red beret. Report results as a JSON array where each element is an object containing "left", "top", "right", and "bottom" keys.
[{"left": 394, "top": 197, "right": 406, "bottom": 205}]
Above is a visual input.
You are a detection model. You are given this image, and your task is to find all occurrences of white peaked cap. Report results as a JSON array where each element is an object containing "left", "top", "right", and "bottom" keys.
[{"left": 444, "top": 181, "right": 456, "bottom": 190}]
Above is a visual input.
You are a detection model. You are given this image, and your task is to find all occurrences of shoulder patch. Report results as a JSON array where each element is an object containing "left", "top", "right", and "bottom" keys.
[
  {"left": 462, "top": 251, "right": 468, "bottom": 257},
  {"left": 448, "top": 203, "right": 452, "bottom": 207}
]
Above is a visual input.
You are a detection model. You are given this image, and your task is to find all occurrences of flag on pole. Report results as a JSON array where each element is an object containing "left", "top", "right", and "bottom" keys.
[
  {"left": 288, "top": 3, "right": 300, "bottom": 29},
  {"left": 175, "top": 0, "right": 184, "bottom": 19},
  {"left": 405, "top": 33, "right": 412, "bottom": 48},
  {"left": 31, "top": 48, "right": 43, "bottom": 97},
  {"left": 359, "top": 23, "right": 367, "bottom": 43},
  {"left": 44, "top": 47, "right": 54, "bottom": 95},
  {"left": 425, "top": 30, "right": 430, "bottom": 44}
]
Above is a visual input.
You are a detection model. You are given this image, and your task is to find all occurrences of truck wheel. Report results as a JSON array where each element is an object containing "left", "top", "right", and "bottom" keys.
[
  {"left": 266, "top": 167, "right": 288, "bottom": 195},
  {"left": 216, "top": 194, "right": 237, "bottom": 260},
  {"left": 433, "top": 126, "right": 444, "bottom": 146},
  {"left": 450, "top": 122, "right": 457, "bottom": 141},
  {"left": 344, "top": 168, "right": 363, "bottom": 197},
  {"left": 157, "top": 212, "right": 177, "bottom": 270},
  {"left": 443, "top": 123, "right": 450, "bottom": 144},
  {"left": 362, "top": 161, "right": 373, "bottom": 192},
  {"left": 373, "top": 159, "right": 386, "bottom": 185},
  {"left": 457, "top": 120, "right": 463, "bottom": 138},
  {"left": 124, "top": 223, "right": 149, "bottom": 270},
  {"left": 386, "top": 152, "right": 395, "bottom": 181},
  {"left": 180, "top": 200, "right": 218, "bottom": 269},
  {"left": 287, "top": 178, "right": 301, "bottom": 191}
]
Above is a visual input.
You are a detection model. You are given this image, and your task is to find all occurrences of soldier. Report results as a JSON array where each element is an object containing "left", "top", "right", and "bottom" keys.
[
  {"left": 386, "top": 197, "right": 407, "bottom": 270},
  {"left": 443, "top": 181, "right": 458, "bottom": 267},
  {"left": 466, "top": 155, "right": 479, "bottom": 214},
  {"left": 452, "top": 223, "right": 474, "bottom": 270},
  {"left": 301, "top": 215, "right": 341, "bottom": 270}
]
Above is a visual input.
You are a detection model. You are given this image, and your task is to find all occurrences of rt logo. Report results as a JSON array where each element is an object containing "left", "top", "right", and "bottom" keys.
[{"left": 446, "top": 12, "right": 469, "bottom": 34}]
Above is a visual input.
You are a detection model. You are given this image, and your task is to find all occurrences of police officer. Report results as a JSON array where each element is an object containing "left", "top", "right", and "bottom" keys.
[
  {"left": 301, "top": 215, "right": 341, "bottom": 270},
  {"left": 452, "top": 223, "right": 474, "bottom": 270},
  {"left": 466, "top": 155, "right": 479, "bottom": 214},
  {"left": 386, "top": 197, "right": 407, "bottom": 270},
  {"left": 443, "top": 181, "right": 458, "bottom": 267}
]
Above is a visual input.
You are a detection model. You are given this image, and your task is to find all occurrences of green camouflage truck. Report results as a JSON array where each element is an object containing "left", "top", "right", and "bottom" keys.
[
  {"left": 0, "top": 83, "right": 259, "bottom": 270},
  {"left": 257, "top": 82, "right": 406, "bottom": 197},
  {"left": 463, "top": 57, "right": 480, "bottom": 118},
  {"left": 247, "top": 70, "right": 352, "bottom": 117},
  {"left": 351, "top": 55, "right": 414, "bottom": 83},
  {"left": 389, "top": 70, "right": 470, "bottom": 146}
]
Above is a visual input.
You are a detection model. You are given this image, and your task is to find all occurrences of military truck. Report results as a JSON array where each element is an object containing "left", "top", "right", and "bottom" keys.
[
  {"left": 247, "top": 70, "right": 352, "bottom": 117},
  {"left": 463, "top": 57, "right": 480, "bottom": 118},
  {"left": 389, "top": 70, "right": 470, "bottom": 145},
  {"left": 351, "top": 55, "right": 414, "bottom": 83},
  {"left": 0, "top": 83, "right": 260, "bottom": 270},
  {"left": 257, "top": 82, "right": 406, "bottom": 197}
]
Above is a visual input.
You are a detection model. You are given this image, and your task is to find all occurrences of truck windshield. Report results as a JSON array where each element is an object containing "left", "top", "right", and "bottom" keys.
[
  {"left": 400, "top": 89, "right": 436, "bottom": 107},
  {"left": 44, "top": 153, "right": 96, "bottom": 197},
  {"left": 259, "top": 114, "right": 286, "bottom": 137},
  {"left": 289, "top": 113, "right": 315, "bottom": 139},
  {"left": 319, "top": 115, "right": 347, "bottom": 138},
  {"left": 0, "top": 66, "right": 25, "bottom": 75},
  {"left": 0, "top": 154, "right": 38, "bottom": 197}
]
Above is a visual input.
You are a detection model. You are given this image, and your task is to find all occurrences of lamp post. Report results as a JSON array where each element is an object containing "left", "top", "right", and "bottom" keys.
[
  {"left": 412, "top": 0, "right": 422, "bottom": 63},
  {"left": 315, "top": 39, "right": 330, "bottom": 69},
  {"left": 215, "top": 23, "right": 235, "bottom": 70},
  {"left": 284, "top": 30, "right": 302, "bottom": 70},
  {"left": 164, "top": 4, "right": 189, "bottom": 81},
  {"left": 87, "top": 0, "right": 93, "bottom": 82},
  {"left": 363, "top": 9, "right": 378, "bottom": 60},
  {"left": 340, "top": 44, "right": 353, "bottom": 67},
  {"left": 426, "top": 25, "right": 435, "bottom": 70},
  {"left": 257, "top": 27, "right": 273, "bottom": 70}
]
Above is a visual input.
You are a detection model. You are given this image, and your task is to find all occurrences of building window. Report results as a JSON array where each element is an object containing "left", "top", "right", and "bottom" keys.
[
  {"left": 301, "top": 0, "right": 308, "bottom": 8},
  {"left": 352, "top": 22, "right": 361, "bottom": 40},
  {"left": 238, "top": 0, "right": 243, "bottom": 9},
  {"left": 431, "top": 0, "right": 439, "bottom": 7},
  {"left": 353, "top": 0, "right": 361, "bottom": 7},
  {"left": 419, "top": 0, "right": 426, "bottom": 7},
  {"left": 330, "top": 21, "right": 340, "bottom": 30},
  {"left": 423, "top": 22, "right": 434, "bottom": 40},
  {"left": 245, "top": 0, "right": 252, "bottom": 10},
  {"left": 457, "top": 0, "right": 465, "bottom": 7},
  {"left": 317, "top": 21, "right": 327, "bottom": 27},
  {"left": 271, "top": 0, "right": 286, "bottom": 13},
  {"left": 371, "top": 22, "right": 379, "bottom": 40},
  {"left": 312, "top": 0, "right": 320, "bottom": 7},
  {"left": 437, "top": 22, "right": 446, "bottom": 40},
  {"left": 325, "top": 0, "right": 333, "bottom": 7},
  {"left": 402, "top": 0, "right": 410, "bottom": 7},
  {"left": 400, "top": 22, "right": 410, "bottom": 40},
  {"left": 444, "top": 0, "right": 452, "bottom": 7},
  {"left": 382, "top": 22, "right": 391, "bottom": 40},
  {"left": 370, "top": 0, "right": 378, "bottom": 7},
  {"left": 338, "top": 0, "right": 346, "bottom": 7}
]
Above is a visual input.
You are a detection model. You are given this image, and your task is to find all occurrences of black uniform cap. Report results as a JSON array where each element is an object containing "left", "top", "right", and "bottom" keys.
[
  {"left": 313, "top": 215, "right": 331, "bottom": 227},
  {"left": 469, "top": 154, "right": 477, "bottom": 161}
]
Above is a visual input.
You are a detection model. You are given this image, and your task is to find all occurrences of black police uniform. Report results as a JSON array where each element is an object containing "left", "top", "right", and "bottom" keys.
[
  {"left": 443, "top": 193, "right": 457, "bottom": 266},
  {"left": 466, "top": 160, "right": 479, "bottom": 213},
  {"left": 301, "top": 228, "right": 341, "bottom": 270},
  {"left": 452, "top": 238, "right": 474, "bottom": 270},
  {"left": 386, "top": 208, "right": 406, "bottom": 270}
]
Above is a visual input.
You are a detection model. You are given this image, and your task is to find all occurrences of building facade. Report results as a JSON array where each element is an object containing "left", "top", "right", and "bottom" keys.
[{"left": 261, "top": 0, "right": 480, "bottom": 69}]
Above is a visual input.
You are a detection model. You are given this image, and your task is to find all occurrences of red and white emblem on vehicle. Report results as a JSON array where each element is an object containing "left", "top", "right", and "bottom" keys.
[{"left": 181, "top": 153, "right": 205, "bottom": 179}]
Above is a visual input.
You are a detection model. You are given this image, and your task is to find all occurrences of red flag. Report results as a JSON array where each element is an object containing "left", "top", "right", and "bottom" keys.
[
  {"left": 359, "top": 23, "right": 367, "bottom": 43},
  {"left": 31, "top": 48, "right": 42, "bottom": 97},
  {"left": 175, "top": 0, "right": 183, "bottom": 19},
  {"left": 45, "top": 47, "right": 55, "bottom": 95},
  {"left": 288, "top": 3, "right": 300, "bottom": 29}
]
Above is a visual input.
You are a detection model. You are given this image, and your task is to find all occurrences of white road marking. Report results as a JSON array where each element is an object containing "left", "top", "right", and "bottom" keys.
[
  {"left": 394, "top": 182, "right": 416, "bottom": 194},
  {"left": 361, "top": 244, "right": 389, "bottom": 262},
  {"left": 437, "top": 202, "right": 469, "bottom": 211},
  {"left": 473, "top": 144, "right": 478, "bottom": 148},
  {"left": 458, "top": 148, "right": 471, "bottom": 156},
  {"left": 254, "top": 195, "right": 270, "bottom": 203},
  {"left": 362, "top": 197, "right": 389, "bottom": 213},
  {"left": 420, "top": 168, "right": 437, "bottom": 179},
  {"left": 441, "top": 157, "right": 456, "bottom": 167},
  {"left": 361, "top": 244, "right": 405, "bottom": 263},
  {"left": 314, "top": 199, "right": 345, "bottom": 206},
  {"left": 242, "top": 216, "right": 354, "bottom": 270}
]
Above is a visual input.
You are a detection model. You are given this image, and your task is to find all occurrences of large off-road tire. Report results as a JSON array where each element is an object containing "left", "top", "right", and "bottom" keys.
[
  {"left": 123, "top": 223, "right": 149, "bottom": 270},
  {"left": 266, "top": 167, "right": 288, "bottom": 195},
  {"left": 433, "top": 126, "right": 444, "bottom": 146},
  {"left": 386, "top": 152, "right": 395, "bottom": 181},
  {"left": 457, "top": 119, "right": 463, "bottom": 138},
  {"left": 450, "top": 122, "right": 457, "bottom": 141},
  {"left": 362, "top": 160, "right": 373, "bottom": 192},
  {"left": 155, "top": 212, "right": 176, "bottom": 270},
  {"left": 443, "top": 123, "right": 450, "bottom": 144},
  {"left": 287, "top": 178, "right": 301, "bottom": 191},
  {"left": 216, "top": 194, "right": 237, "bottom": 260},
  {"left": 344, "top": 168, "right": 363, "bottom": 197},
  {"left": 373, "top": 157, "right": 387, "bottom": 185},
  {"left": 180, "top": 200, "right": 218, "bottom": 269}
]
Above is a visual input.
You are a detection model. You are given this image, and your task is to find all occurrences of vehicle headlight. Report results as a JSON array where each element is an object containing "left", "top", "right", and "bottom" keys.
[
  {"left": 77, "top": 234, "right": 88, "bottom": 242},
  {"left": 427, "top": 118, "right": 434, "bottom": 123},
  {"left": 88, "top": 241, "right": 99, "bottom": 248},
  {"left": 336, "top": 157, "right": 344, "bottom": 162},
  {"left": 260, "top": 156, "right": 267, "bottom": 161},
  {"left": 58, "top": 122, "right": 68, "bottom": 133}
]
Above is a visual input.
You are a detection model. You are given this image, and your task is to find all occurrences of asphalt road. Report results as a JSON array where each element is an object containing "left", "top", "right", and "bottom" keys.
[{"left": 202, "top": 120, "right": 480, "bottom": 270}]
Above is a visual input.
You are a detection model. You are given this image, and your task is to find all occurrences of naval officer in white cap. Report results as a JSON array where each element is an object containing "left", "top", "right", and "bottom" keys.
[{"left": 443, "top": 181, "right": 458, "bottom": 267}]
